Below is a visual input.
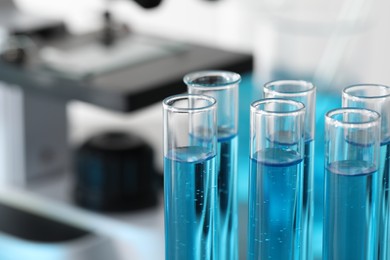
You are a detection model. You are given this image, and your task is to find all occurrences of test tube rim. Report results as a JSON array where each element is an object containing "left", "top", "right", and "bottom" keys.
[
  {"left": 250, "top": 98, "right": 306, "bottom": 117},
  {"left": 263, "top": 79, "right": 316, "bottom": 96},
  {"left": 162, "top": 93, "right": 217, "bottom": 113},
  {"left": 342, "top": 84, "right": 390, "bottom": 100},
  {"left": 325, "top": 107, "right": 381, "bottom": 128},
  {"left": 183, "top": 70, "right": 241, "bottom": 90}
]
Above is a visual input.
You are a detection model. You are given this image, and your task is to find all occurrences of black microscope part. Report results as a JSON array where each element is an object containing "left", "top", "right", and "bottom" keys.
[
  {"left": 74, "top": 131, "right": 159, "bottom": 212},
  {"left": 132, "top": 0, "right": 162, "bottom": 9}
]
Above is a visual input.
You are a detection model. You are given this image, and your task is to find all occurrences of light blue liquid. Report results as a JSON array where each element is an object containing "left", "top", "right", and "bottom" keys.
[
  {"left": 379, "top": 142, "right": 390, "bottom": 260},
  {"left": 248, "top": 148, "right": 303, "bottom": 260},
  {"left": 164, "top": 146, "right": 217, "bottom": 260},
  {"left": 312, "top": 91, "right": 341, "bottom": 259},
  {"left": 323, "top": 160, "right": 378, "bottom": 260},
  {"left": 217, "top": 134, "right": 238, "bottom": 260},
  {"left": 302, "top": 140, "right": 314, "bottom": 260}
]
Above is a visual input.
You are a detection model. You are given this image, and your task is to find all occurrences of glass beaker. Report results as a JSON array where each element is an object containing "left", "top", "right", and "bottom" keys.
[
  {"left": 263, "top": 80, "right": 316, "bottom": 260},
  {"left": 342, "top": 84, "right": 390, "bottom": 260},
  {"left": 163, "top": 94, "right": 218, "bottom": 260},
  {"left": 184, "top": 70, "right": 241, "bottom": 260},
  {"left": 248, "top": 98, "right": 305, "bottom": 260},
  {"left": 323, "top": 108, "right": 381, "bottom": 260}
]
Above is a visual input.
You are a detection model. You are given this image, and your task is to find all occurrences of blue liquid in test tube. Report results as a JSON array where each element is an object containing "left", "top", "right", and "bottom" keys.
[
  {"left": 380, "top": 140, "right": 390, "bottom": 260},
  {"left": 164, "top": 147, "right": 217, "bottom": 260},
  {"left": 248, "top": 148, "right": 303, "bottom": 260},
  {"left": 163, "top": 94, "right": 218, "bottom": 260},
  {"left": 324, "top": 160, "right": 378, "bottom": 260},
  {"left": 323, "top": 108, "right": 381, "bottom": 260},
  {"left": 217, "top": 133, "right": 238, "bottom": 258},
  {"left": 302, "top": 138, "right": 314, "bottom": 258},
  {"left": 248, "top": 99, "right": 305, "bottom": 260},
  {"left": 342, "top": 84, "right": 390, "bottom": 260}
]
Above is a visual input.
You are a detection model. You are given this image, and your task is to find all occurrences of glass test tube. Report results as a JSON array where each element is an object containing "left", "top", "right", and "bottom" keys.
[
  {"left": 184, "top": 70, "right": 241, "bottom": 260},
  {"left": 342, "top": 84, "right": 390, "bottom": 260},
  {"left": 248, "top": 98, "right": 305, "bottom": 260},
  {"left": 324, "top": 108, "right": 381, "bottom": 260},
  {"left": 263, "top": 80, "right": 316, "bottom": 260},
  {"left": 163, "top": 94, "right": 218, "bottom": 260}
]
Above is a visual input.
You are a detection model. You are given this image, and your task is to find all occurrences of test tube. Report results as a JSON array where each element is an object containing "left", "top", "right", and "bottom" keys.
[
  {"left": 342, "top": 84, "right": 390, "bottom": 260},
  {"left": 163, "top": 94, "right": 218, "bottom": 260},
  {"left": 323, "top": 108, "right": 381, "bottom": 260},
  {"left": 184, "top": 70, "right": 241, "bottom": 260},
  {"left": 263, "top": 80, "right": 316, "bottom": 260},
  {"left": 248, "top": 98, "right": 305, "bottom": 260},
  {"left": 183, "top": 71, "right": 241, "bottom": 260}
]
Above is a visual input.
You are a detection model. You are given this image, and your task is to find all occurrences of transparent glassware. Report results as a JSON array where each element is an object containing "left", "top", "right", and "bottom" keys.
[
  {"left": 342, "top": 84, "right": 390, "bottom": 260},
  {"left": 163, "top": 94, "right": 218, "bottom": 260},
  {"left": 184, "top": 70, "right": 241, "bottom": 260},
  {"left": 248, "top": 98, "right": 305, "bottom": 260},
  {"left": 323, "top": 108, "right": 381, "bottom": 260},
  {"left": 263, "top": 79, "right": 316, "bottom": 260}
]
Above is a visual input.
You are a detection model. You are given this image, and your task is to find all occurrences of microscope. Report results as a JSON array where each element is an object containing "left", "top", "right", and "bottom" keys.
[
  {"left": 0, "top": 1, "right": 252, "bottom": 258},
  {"left": 0, "top": 0, "right": 252, "bottom": 188}
]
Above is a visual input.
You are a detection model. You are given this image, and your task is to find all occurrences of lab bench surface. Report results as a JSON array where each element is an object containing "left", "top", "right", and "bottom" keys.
[{"left": 0, "top": 173, "right": 166, "bottom": 260}]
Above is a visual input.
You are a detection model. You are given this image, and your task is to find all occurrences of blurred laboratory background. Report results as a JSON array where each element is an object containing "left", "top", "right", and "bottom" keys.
[{"left": 0, "top": 0, "right": 389, "bottom": 259}]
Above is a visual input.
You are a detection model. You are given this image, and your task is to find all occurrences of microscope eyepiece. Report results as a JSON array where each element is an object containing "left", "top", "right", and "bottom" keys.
[{"left": 132, "top": 0, "right": 162, "bottom": 9}]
